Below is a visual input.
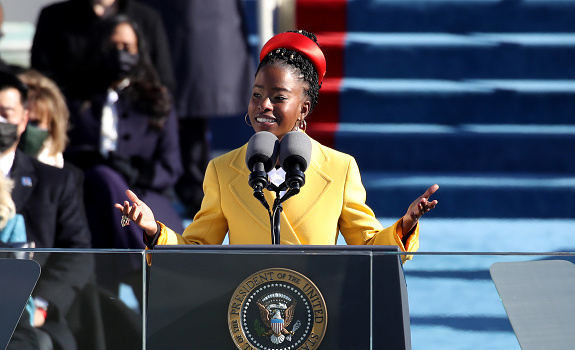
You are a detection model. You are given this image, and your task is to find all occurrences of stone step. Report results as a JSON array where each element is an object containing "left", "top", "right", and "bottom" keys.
[
  {"left": 347, "top": 0, "right": 575, "bottom": 33},
  {"left": 345, "top": 33, "right": 575, "bottom": 79},
  {"left": 333, "top": 78, "right": 575, "bottom": 125},
  {"left": 360, "top": 172, "right": 575, "bottom": 218},
  {"left": 338, "top": 123, "right": 575, "bottom": 172}
]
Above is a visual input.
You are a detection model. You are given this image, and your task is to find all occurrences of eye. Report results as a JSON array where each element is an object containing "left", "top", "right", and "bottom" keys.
[{"left": 252, "top": 92, "right": 261, "bottom": 98}]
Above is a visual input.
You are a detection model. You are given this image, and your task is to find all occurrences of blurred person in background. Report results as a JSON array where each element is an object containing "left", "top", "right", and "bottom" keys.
[
  {"left": 63, "top": 15, "right": 182, "bottom": 296},
  {"left": 16, "top": 69, "right": 87, "bottom": 208},
  {"left": 0, "top": 172, "right": 37, "bottom": 349},
  {"left": 31, "top": 0, "right": 174, "bottom": 99},
  {"left": 0, "top": 69, "right": 92, "bottom": 350},
  {"left": 138, "top": 0, "right": 254, "bottom": 218},
  {"left": 0, "top": 173, "right": 26, "bottom": 246},
  {"left": 17, "top": 69, "right": 69, "bottom": 168}
]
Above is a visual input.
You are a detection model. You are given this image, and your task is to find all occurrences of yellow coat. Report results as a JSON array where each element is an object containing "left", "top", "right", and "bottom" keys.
[{"left": 155, "top": 138, "right": 419, "bottom": 259}]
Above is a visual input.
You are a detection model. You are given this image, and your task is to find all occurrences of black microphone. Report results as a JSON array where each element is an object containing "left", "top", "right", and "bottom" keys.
[
  {"left": 279, "top": 131, "right": 312, "bottom": 191},
  {"left": 245, "top": 131, "right": 280, "bottom": 193}
]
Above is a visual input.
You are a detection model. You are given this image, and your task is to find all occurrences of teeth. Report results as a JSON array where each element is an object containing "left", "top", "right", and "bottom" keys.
[{"left": 257, "top": 117, "right": 276, "bottom": 123}]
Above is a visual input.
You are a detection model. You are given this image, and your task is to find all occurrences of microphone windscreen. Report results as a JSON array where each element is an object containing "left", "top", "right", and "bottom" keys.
[
  {"left": 245, "top": 131, "right": 280, "bottom": 172},
  {"left": 279, "top": 131, "right": 312, "bottom": 171}
]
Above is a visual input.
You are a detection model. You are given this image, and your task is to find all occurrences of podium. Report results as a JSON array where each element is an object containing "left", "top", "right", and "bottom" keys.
[
  {"left": 146, "top": 245, "right": 411, "bottom": 349},
  {"left": 0, "top": 258, "right": 41, "bottom": 350}
]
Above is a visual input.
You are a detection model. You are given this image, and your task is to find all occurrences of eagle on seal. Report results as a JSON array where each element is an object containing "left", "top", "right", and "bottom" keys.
[{"left": 257, "top": 301, "right": 297, "bottom": 336}]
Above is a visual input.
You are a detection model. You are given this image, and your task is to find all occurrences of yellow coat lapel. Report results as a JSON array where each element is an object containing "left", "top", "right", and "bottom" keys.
[
  {"left": 228, "top": 145, "right": 275, "bottom": 232},
  {"left": 281, "top": 139, "right": 333, "bottom": 229},
  {"left": 227, "top": 139, "right": 333, "bottom": 244}
]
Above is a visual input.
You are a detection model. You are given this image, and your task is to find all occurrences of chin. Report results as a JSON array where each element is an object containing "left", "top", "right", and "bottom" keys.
[{"left": 254, "top": 124, "right": 275, "bottom": 133}]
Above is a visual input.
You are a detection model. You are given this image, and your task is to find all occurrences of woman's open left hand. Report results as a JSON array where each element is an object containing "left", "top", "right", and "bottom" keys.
[
  {"left": 114, "top": 190, "right": 158, "bottom": 236},
  {"left": 402, "top": 184, "right": 439, "bottom": 233}
]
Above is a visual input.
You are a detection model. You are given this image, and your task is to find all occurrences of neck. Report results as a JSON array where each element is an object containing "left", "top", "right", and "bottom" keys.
[{"left": 2, "top": 143, "right": 18, "bottom": 157}]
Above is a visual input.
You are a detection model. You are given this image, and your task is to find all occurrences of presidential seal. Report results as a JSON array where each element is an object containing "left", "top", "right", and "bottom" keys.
[{"left": 228, "top": 268, "right": 327, "bottom": 350}]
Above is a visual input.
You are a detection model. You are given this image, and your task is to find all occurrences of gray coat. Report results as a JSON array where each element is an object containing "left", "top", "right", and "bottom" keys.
[{"left": 139, "top": 0, "right": 255, "bottom": 118}]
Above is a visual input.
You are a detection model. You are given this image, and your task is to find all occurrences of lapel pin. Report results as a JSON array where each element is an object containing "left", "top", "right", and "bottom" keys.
[{"left": 21, "top": 177, "right": 32, "bottom": 187}]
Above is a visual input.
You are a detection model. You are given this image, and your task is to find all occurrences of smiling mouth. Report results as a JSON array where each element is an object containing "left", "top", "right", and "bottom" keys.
[{"left": 256, "top": 117, "right": 277, "bottom": 124}]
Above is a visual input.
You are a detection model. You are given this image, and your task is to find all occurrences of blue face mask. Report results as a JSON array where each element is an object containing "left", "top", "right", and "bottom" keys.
[
  {"left": 0, "top": 122, "right": 18, "bottom": 153},
  {"left": 17, "top": 124, "right": 49, "bottom": 156}
]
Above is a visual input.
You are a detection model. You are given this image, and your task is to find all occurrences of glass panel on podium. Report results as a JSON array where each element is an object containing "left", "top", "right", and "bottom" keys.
[
  {"left": 145, "top": 245, "right": 410, "bottom": 350},
  {"left": 0, "top": 249, "right": 573, "bottom": 349},
  {"left": 0, "top": 249, "right": 145, "bottom": 350}
]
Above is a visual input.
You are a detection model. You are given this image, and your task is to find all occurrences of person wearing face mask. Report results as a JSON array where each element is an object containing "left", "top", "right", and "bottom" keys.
[
  {"left": 103, "top": 46, "right": 140, "bottom": 83},
  {"left": 0, "top": 70, "right": 93, "bottom": 350},
  {"left": 0, "top": 116, "right": 17, "bottom": 151},
  {"left": 31, "top": 0, "right": 175, "bottom": 99},
  {"left": 64, "top": 15, "right": 183, "bottom": 297},
  {"left": 16, "top": 69, "right": 70, "bottom": 169},
  {"left": 15, "top": 69, "right": 89, "bottom": 211}
]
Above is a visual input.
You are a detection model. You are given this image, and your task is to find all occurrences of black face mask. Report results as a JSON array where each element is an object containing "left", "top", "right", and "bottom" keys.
[
  {"left": 0, "top": 122, "right": 18, "bottom": 153},
  {"left": 105, "top": 49, "right": 140, "bottom": 81}
]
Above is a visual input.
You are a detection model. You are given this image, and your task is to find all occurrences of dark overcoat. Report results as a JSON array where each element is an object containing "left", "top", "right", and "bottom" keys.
[
  {"left": 65, "top": 91, "right": 185, "bottom": 247},
  {"left": 31, "top": 0, "right": 175, "bottom": 96},
  {"left": 11, "top": 150, "right": 93, "bottom": 350}
]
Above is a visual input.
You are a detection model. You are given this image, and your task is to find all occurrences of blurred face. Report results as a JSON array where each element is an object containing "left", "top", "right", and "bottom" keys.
[
  {"left": 0, "top": 87, "right": 29, "bottom": 151},
  {"left": 28, "top": 101, "right": 50, "bottom": 130},
  {"left": 110, "top": 22, "right": 138, "bottom": 55},
  {"left": 91, "top": 0, "right": 117, "bottom": 17},
  {"left": 248, "top": 64, "right": 310, "bottom": 140}
]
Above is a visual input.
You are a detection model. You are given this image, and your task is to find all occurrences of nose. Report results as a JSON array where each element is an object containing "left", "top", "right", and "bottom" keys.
[{"left": 259, "top": 97, "right": 273, "bottom": 111}]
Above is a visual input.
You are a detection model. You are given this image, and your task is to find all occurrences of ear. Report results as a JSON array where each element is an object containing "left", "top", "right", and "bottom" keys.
[
  {"left": 300, "top": 100, "right": 311, "bottom": 119},
  {"left": 16, "top": 107, "right": 29, "bottom": 137}
]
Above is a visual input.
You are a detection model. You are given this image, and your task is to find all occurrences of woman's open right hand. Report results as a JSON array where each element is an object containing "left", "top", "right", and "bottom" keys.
[{"left": 114, "top": 190, "right": 158, "bottom": 237}]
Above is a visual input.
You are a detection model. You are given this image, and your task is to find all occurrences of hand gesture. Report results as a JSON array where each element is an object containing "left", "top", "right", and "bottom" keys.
[
  {"left": 114, "top": 190, "right": 158, "bottom": 236},
  {"left": 402, "top": 184, "right": 439, "bottom": 233}
]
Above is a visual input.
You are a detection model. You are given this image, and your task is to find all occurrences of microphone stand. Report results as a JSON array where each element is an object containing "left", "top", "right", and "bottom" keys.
[
  {"left": 271, "top": 196, "right": 282, "bottom": 245},
  {"left": 254, "top": 182, "right": 300, "bottom": 245}
]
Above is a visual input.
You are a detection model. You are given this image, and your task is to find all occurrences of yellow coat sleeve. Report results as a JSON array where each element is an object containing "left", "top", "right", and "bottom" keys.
[{"left": 156, "top": 159, "right": 229, "bottom": 245}]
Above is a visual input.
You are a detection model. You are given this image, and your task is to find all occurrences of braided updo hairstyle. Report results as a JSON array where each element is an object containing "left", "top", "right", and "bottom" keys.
[{"left": 256, "top": 30, "right": 322, "bottom": 114}]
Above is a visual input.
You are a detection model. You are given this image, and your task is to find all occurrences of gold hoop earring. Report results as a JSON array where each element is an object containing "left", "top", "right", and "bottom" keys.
[
  {"left": 299, "top": 119, "right": 307, "bottom": 133},
  {"left": 244, "top": 113, "right": 252, "bottom": 127}
]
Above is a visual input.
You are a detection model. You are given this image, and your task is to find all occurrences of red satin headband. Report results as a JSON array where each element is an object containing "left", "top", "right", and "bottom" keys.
[{"left": 259, "top": 32, "right": 327, "bottom": 85}]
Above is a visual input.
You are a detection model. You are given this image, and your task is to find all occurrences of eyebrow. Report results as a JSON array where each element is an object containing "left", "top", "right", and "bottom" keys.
[{"left": 253, "top": 84, "right": 293, "bottom": 94}]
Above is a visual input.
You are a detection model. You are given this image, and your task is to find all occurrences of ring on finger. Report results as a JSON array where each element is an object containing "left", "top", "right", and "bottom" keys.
[{"left": 121, "top": 215, "right": 130, "bottom": 227}]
